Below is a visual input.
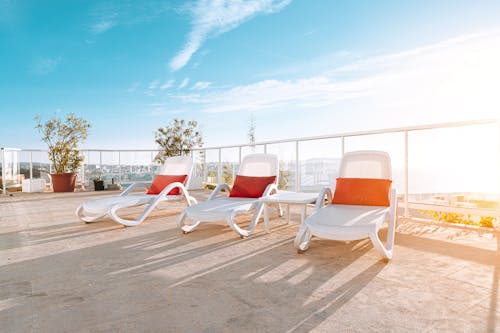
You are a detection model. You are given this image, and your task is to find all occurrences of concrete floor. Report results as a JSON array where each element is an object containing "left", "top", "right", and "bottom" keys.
[{"left": 0, "top": 190, "right": 499, "bottom": 333}]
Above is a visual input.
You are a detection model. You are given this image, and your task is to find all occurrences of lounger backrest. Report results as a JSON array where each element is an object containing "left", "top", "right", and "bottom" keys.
[
  {"left": 339, "top": 151, "right": 392, "bottom": 180},
  {"left": 160, "top": 156, "right": 194, "bottom": 188},
  {"left": 238, "top": 153, "right": 278, "bottom": 178}
]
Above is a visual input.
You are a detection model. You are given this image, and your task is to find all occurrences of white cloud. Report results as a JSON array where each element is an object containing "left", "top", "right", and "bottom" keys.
[
  {"left": 191, "top": 81, "right": 212, "bottom": 90},
  {"left": 126, "top": 81, "right": 141, "bottom": 93},
  {"left": 148, "top": 108, "right": 186, "bottom": 117},
  {"left": 90, "top": 20, "right": 116, "bottom": 34},
  {"left": 149, "top": 79, "right": 160, "bottom": 89},
  {"left": 31, "top": 57, "right": 62, "bottom": 75},
  {"left": 167, "top": 30, "right": 500, "bottom": 123},
  {"left": 88, "top": 2, "right": 171, "bottom": 35},
  {"left": 160, "top": 79, "right": 175, "bottom": 90},
  {"left": 169, "top": 0, "right": 291, "bottom": 71},
  {"left": 178, "top": 77, "right": 190, "bottom": 89}
]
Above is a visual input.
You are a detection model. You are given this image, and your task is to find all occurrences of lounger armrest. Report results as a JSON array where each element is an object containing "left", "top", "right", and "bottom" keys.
[
  {"left": 119, "top": 182, "right": 150, "bottom": 196},
  {"left": 314, "top": 186, "right": 333, "bottom": 211},
  {"left": 261, "top": 183, "right": 279, "bottom": 197},
  {"left": 157, "top": 182, "right": 189, "bottom": 198},
  {"left": 208, "top": 184, "right": 231, "bottom": 200}
]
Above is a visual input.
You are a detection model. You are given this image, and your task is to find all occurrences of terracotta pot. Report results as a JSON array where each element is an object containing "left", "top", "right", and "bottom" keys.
[{"left": 50, "top": 173, "right": 77, "bottom": 192}]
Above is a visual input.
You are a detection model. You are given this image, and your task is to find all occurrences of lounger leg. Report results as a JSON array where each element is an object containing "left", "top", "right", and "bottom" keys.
[
  {"left": 368, "top": 231, "right": 392, "bottom": 259},
  {"left": 227, "top": 203, "right": 265, "bottom": 238},
  {"left": 108, "top": 204, "right": 149, "bottom": 227},
  {"left": 186, "top": 196, "right": 198, "bottom": 207},
  {"left": 300, "top": 205, "right": 307, "bottom": 224},
  {"left": 278, "top": 204, "right": 284, "bottom": 217},
  {"left": 263, "top": 203, "right": 270, "bottom": 233},
  {"left": 294, "top": 223, "right": 312, "bottom": 252},
  {"left": 76, "top": 205, "right": 106, "bottom": 223},
  {"left": 368, "top": 210, "right": 396, "bottom": 260},
  {"left": 177, "top": 211, "right": 201, "bottom": 233}
]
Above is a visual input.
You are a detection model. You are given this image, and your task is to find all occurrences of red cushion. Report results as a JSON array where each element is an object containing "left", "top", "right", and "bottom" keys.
[
  {"left": 229, "top": 175, "right": 276, "bottom": 198},
  {"left": 147, "top": 175, "right": 188, "bottom": 195},
  {"left": 332, "top": 178, "right": 392, "bottom": 207}
]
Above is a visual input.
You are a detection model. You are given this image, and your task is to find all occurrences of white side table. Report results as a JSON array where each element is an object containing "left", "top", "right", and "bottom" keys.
[{"left": 260, "top": 191, "right": 319, "bottom": 232}]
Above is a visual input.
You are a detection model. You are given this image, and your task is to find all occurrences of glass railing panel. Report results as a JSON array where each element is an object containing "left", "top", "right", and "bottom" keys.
[
  {"left": 408, "top": 124, "right": 499, "bottom": 227},
  {"left": 344, "top": 132, "right": 405, "bottom": 195},
  {"left": 241, "top": 144, "right": 264, "bottom": 158},
  {"left": 117, "top": 151, "right": 158, "bottom": 185},
  {"left": 31, "top": 151, "right": 51, "bottom": 182},
  {"left": 298, "top": 138, "right": 342, "bottom": 192},
  {"left": 1, "top": 149, "right": 21, "bottom": 190},
  {"left": 266, "top": 142, "right": 296, "bottom": 191},
  {"left": 84, "top": 151, "right": 102, "bottom": 185},
  {"left": 221, "top": 147, "right": 239, "bottom": 185},
  {"left": 100, "top": 151, "right": 120, "bottom": 185},
  {"left": 190, "top": 149, "right": 206, "bottom": 189},
  {"left": 204, "top": 149, "right": 219, "bottom": 186}
]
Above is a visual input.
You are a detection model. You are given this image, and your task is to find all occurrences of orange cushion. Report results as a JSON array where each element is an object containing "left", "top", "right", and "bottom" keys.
[
  {"left": 229, "top": 175, "right": 276, "bottom": 198},
  {"left": 332, "top": 178, "right": 392, "bottom": 207},
  {"left": 147, "top": 175, "right": 188, "bottom": 195}
]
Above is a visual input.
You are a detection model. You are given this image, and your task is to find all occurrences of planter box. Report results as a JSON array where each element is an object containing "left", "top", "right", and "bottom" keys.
[{"left": 22, "top": 179, "right": 46, "bottom": 193}]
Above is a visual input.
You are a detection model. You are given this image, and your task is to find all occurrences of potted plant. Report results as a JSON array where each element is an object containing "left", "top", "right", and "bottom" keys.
[
  {"left": 93, "top": 177, "right": 105, "bottom": 191},
  {"left": 35, "top": 113, "right": 91, "bottom": 192}
]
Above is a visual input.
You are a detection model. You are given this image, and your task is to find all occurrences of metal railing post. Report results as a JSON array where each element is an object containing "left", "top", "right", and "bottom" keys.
[
  {"left": 404, "top": 130, "right": 409, "bottom": 218},
  {"left": 238, "top": 146, "right": 242, "bottom": 165},
  {"left": 30, "top": 151, "right": 33, "bottom": 180},
  {"left": 295, "top": 140, "right": 300, "bottom": 191},
  {"left": 99, "top": 151, "right": 103, "bottom": 179},
  {"left": 118, "top": 151, "right": 122, "bottom": 184},
  {"left": 341, "top": 136, "right": 345, "bottom": 155},
  {"left": 264, "top": 144, "right": 267, "bottom": 154},
  {"left": 218, "top": 148, "right": 222, "bottom": 183},
  {"left": 1, "top": 148, "right": 5, "bottom": 195},
  {"left": 29, "top": 151, "right": 33, "bottom": 190},
  {"left": 81, "top": 151, "right": 86, "bottom": 187},
  {"left": 498, "top": 121, "right": 500, "bottom": 227}
]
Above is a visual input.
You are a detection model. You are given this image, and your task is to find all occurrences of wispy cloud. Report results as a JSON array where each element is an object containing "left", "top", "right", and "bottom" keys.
[
  {"left": 148, "top": 79, "right": 160, "bottom": 89},
  {"left": 90, "top": 20, "right": 116, "bottom": 34},
  {"left": 88, "top": 2, "right": 118, "bottom": 35},
  {"left": 178, "top": 77, "right": 190, "bottom": 89},
  {"left": 160, "top": 79, "right": 175, "bottom": 90},
  {"left": 165, "top": 30, "right": 500, "bottom": 122},
  {"left": 191, "top": 81, "right": 212, "bottom": 90},
  {"left": 148, "top": 108, "right": 186, "bottom": 117},
  {"left": 88, "top": 1, "right": 171, "bottom": 35},
  {"left": 31, "top": 56, "right": 62, "bottom": 75},
  {"left": 169, "top": 0, "right": 292, "bottom": 71},
  {"left": 126, "top": 81, "right": 141, "bottom": 93}
]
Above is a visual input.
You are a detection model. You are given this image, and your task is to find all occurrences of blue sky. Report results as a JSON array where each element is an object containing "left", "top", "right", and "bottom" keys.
[{"left": 1, "top": 0, "right": 500, "bottom": 149}]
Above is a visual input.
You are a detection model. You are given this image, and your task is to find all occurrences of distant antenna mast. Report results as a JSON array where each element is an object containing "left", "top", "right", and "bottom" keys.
[{"left": 248, "top": 114, "right": 256, "bottom": 151}]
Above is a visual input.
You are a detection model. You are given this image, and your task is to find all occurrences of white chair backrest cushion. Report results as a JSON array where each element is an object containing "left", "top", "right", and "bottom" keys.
[
  {"left": 238, "top": 154, "right": 278, "bottom": 177},
  {"left": 339, "top": 151, "right": 392, "bottom": 180},
  {"left": 160, "top": 155, "right": 193, "bottom": 177}
]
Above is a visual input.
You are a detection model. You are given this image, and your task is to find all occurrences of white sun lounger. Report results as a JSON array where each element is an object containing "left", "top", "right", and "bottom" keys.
[
  {"left": 178, "top": 153, "right": 279, "bottom": 238},
  {"left": 294, "top": 151, "right": 397, "bottom": 259},
  {"left": 76, "top": 156, "right": 197, "bottom": 227}
]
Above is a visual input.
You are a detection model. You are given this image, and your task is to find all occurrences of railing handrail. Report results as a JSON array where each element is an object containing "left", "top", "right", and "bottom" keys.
[
  {"left": 4, "top": 118, "right": 497, "bottom": 152},
  {"left": 193, "top": 118, "right": 499, "bottom": 151}
]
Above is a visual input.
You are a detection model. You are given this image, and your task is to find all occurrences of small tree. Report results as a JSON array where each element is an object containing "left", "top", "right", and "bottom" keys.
[
  {"left": 35, "top": 113, "right": 91, "bottom": 173},
  {"left": 155, "top": 118, "right": 203, "bottom": 163}
]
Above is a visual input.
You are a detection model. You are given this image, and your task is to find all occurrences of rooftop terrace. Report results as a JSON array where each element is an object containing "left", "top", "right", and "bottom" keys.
[{"left": 1, "top": 190, "right": 499, "bottom": 332}]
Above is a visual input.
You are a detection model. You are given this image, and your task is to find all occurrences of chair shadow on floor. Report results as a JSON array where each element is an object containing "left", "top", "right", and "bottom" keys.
[{"left": 0, "top": 214, "right": 389, "bottom": 332}]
